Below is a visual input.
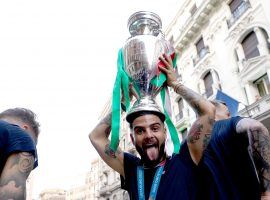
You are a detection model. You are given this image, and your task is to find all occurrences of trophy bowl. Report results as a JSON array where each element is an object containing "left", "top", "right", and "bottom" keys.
[{"left": 123, "top": 11, "right": 174, "bottom": 121}]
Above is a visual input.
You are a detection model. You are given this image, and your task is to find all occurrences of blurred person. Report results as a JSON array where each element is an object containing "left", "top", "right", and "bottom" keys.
[
  {"left": 159, "top": 53, "right": 270, "bottom": 200},
  {"left": 0, "top": 108, "right": 40, "bottom": 200}
]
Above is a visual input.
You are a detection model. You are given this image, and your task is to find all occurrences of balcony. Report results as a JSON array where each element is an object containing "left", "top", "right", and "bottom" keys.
[
  {"left": 227, "top": 0, "right": 251, "bottom": 28},
  {"left": 238, "top": 55, "right": 270, "bottom": 84},
  {"left": 175, "top": 0, "right": 220, "bottom": 50},
  {"left": 175, "top": 111, "right": 190, "bottom": 130},
  {"left": 100, "top": 180, "right": 121, "bottom": 197},
  {"left": 238, "top": 94, "right": 270, "bottom": 131}
]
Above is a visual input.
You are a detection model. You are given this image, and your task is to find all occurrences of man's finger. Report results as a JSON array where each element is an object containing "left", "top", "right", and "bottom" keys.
[
  {"left": 158, "top": 65, "right": 169, "bottom": 73},
  {"left": 159, "top": 56, "right": 170, "bottom": 68},
  {"left": 164, "top": 53, "right": 173, "bottom": 66}
]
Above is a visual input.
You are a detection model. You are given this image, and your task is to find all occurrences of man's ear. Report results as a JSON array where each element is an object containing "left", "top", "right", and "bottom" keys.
[
  {"left": 130, "top": 133, "right": 135, "bottom": 145},
  {"left": 22, "top": 124, "right": 29, "bottom": 131}
]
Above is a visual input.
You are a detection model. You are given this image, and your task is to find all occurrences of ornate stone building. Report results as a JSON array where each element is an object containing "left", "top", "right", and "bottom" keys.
[
  {"left": 165, "top": 0, "right": 270, "bottom": 137},
  {"left": 39, "top": 189, "right": 66, "bottom": 200}
]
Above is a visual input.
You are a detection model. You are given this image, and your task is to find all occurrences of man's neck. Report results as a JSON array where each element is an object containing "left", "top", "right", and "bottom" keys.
[{"left": 143, "top": 154, "right": 167, "bottom": 168}]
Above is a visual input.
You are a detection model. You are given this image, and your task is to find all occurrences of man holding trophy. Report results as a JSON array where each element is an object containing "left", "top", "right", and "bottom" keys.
[
  {"left": 90, "top": 10, "right": 270, "bottom": 200},
  {"left": 89, "top": 11, "right": 199, "bottom": 199}
]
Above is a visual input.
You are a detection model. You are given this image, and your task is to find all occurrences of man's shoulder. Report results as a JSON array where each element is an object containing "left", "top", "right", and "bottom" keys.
[
  {"left": 0, "top": 120, "right": 37, "bottom": 158},
  {"left": 211, "top": 116, "right": 243, "bottom": 142},
  {"left": 0, "top": 120, "right": 11, "bottom": 131}
]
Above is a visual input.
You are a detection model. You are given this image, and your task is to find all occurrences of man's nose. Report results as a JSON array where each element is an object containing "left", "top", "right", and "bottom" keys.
[{"left": 144, "top": 129, "right": 153, "bottom": 138}]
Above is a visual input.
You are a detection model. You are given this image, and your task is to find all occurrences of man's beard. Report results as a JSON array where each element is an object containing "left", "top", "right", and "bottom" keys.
[{"left": 135, "top": 141, "right": 166, "bottom": 167}]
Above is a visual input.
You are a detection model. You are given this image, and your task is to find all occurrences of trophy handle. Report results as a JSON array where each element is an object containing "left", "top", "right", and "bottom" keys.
[{"left": 130, "top": 84, "right": 140, "bottom": 100}]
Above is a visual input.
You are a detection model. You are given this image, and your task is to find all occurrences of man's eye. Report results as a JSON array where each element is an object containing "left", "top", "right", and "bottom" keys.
[
  {"left": 152, "top": 126, "right": 160, "bottom": 132},
  {"left": 135, "top": 129, "right": 143, "bottom": 135}
]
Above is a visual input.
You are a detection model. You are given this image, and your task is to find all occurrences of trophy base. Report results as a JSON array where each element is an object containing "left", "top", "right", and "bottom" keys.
[{"left": 126, "top": 96, "right": 165, "bottom": 123}]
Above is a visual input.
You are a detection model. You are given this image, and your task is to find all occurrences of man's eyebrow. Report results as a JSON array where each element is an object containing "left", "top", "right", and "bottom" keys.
[
  {"left": 150, "top": 122, "right": 162, "bottom": 126},
  {"left": 133, "top": 122, "right": 161, "bottom": 129}
]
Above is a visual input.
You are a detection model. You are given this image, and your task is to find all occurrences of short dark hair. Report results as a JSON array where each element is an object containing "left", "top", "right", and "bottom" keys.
[
  {"left": 210, "top": 100, "right": 227, "bottom": 107},
  {"left": 0, "top": 108, "right": 40, "bottom": 137},
  {"left": 127, "top": 110, "right": 165, "bottom": 129}
]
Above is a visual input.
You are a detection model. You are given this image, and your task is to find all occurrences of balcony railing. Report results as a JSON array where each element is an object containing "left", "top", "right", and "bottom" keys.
[
  {"left": 227, "top": 0, "right": 251, "bottom": 28},
  {"left": 238, "top": 94, "right": 270, "bottom": 118},
  {"left": 100, "top": 180, "right": 120, "bottom": 196},
  {"left": 175, "top": 111, "right": 184, "bottom": 122}
]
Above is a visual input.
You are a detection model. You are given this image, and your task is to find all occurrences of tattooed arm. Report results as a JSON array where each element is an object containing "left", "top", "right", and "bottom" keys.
[
  {"left": 0, "top": 152, "right": 34, "bottom": 200},
  {"left": 236, "top": 118, "right": 270, "bottom": 198},
  {"left": 159, "top": 54, "right": 215, "bottom": 163},
  {"left": 159, "top": 54, "right": 215, "bottom": 117},
  {"left": 89, "top": 111, "right": 124, "bottom": 177}
]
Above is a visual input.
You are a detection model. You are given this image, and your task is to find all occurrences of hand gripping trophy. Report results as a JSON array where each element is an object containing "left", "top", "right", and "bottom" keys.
[{"left": 110, "top": 11, "right": 180, "bottom": 155}]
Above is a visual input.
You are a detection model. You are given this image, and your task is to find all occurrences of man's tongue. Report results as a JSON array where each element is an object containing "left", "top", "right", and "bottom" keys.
[{"left": 146, "top": 146, "right": 158, "bottom": 161}]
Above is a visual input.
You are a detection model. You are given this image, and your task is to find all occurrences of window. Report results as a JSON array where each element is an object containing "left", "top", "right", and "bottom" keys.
[
  {"left": 254, "top": 74, "right": 270, "bottom": 97},
  {"left": 242, "top": 31, "right": 260, "bottom": 59},
  {"left": 229, "top": 0, "right": 243, "bottom": 14},
  {"left": 227, "top": 0, "right": 250, "bottom": 28},
  {"left": 195, "top": 37, "right": 209, "bottom": 61},
  {"left": 204, "top": 71, "right": 214, "bottom": 98},
  {"left": 196, "top": 37, "right": 204, "bottom": 58},
  {"left": 176, "top": 98, "right": 184, "bottom": 121}
]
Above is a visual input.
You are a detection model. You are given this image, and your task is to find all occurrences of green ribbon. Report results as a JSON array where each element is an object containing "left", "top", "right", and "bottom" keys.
[
  {"left": 151, "top": 53, "right": 180, "bottom": 153},
  {"left": 110, "top": 49, "right": 131, "bottom": 152},
  {"left": 110, "top": 50, "right": 180, "bottom": 154},
  {"left": 160, "top": 88, "right": 180, "bottom": 153}
]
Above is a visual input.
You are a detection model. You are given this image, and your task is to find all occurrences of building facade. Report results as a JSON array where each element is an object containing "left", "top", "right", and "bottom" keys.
[
  {"left": 165, "top": 0, "right": 270, "bottom": 137},
  {"left": 39, "top": 189, "right": 66, "bottom": 200}
]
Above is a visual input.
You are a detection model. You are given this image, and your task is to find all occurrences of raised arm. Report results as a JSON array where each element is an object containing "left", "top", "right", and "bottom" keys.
[
  {"left": 0, "top": 152, "right": 34, "bottom": 199},
  {"left": 159, "top": 54, "right": 215, "bottom": 117},
  {"left": 159, "top": 54, "right": 216, "bottom": 163},
  {"left": 236, "top": 118, "right": 270, "bottom": 198},
  {"left": 89, "top": 111, "right": 124, "bottom": 177}
]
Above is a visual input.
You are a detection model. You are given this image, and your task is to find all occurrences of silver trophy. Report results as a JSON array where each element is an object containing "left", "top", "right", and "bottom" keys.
[{"left": 123, "top": 11, "right": 175, "bottom": 122}]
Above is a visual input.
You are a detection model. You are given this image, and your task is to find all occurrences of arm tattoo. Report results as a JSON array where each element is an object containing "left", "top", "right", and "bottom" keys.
[
  {"left": 202, "top": 117, "right": 215, "bottom": 150},
  {"left": 187, "top": 121, "right": 203, "bottom": 144},
  {"left": 18, "top": 152, "right": 34, "bottom": 173},
  {"left": 203, "top": 134, "right": 211, "bottom": 150},
  {"left": 249, "top": 128, "right": 270, "bottom": 192},
  {"left": 0, "top": 152, "right": 34, "bottom": 199},
  {"left": 174, "top": 83, "right": 205, "bottom": 115},
  {"left": 104, "top": 143, "right": 122, "bottom": 158},
  {"left": 237, "top": 119, "right": 270, "bottom": 192}
]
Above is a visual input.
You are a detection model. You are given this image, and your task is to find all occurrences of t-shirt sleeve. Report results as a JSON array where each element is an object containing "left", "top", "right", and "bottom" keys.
[
  {"left": 231, "top": 116, "right": 243, "bottom": 132},
  {"left": 121, "top": 152, "right": 139, "bottom": 190},
  {"left": 5, "top": 123, "right": 37, "bottom": 159}
]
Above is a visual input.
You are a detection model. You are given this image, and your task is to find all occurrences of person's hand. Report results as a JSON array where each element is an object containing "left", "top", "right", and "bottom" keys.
[
  {"left": 158, "top": 54, "right": 178, "bottom": 88},
  {"left": 121, "top": 83, "right": 139, "bottom": 112}
]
